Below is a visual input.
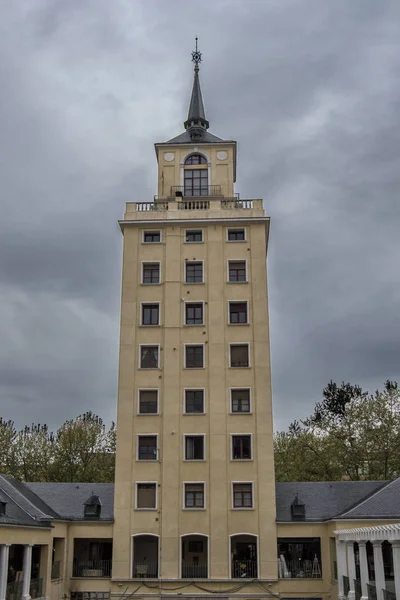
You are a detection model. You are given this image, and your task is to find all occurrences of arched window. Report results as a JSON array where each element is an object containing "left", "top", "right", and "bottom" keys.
[{"left": 184, "top": 154, "right": 208, "bottom": 196}]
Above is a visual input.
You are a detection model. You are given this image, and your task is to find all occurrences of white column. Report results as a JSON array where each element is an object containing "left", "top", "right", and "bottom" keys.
[
  {"left": 358, "top": 541, "right": 369, "bottom": 600},
  {"left": 391, "top": 541, "right": 400, "bottom": 600},
  {"left": 372, "top": 541, "right": 385, "bottom": 600},
  {"left": 21, "top": 544, "right": 33, "bottom": 600},
  {"left": 347, "top": 541, "right": 356, "bottom": 600},
  {"left": 0, "top": 545, "right": 11, "bottom": 600},
  {"left": 336, "top": 539, "right": 347, "bottom": 600}
]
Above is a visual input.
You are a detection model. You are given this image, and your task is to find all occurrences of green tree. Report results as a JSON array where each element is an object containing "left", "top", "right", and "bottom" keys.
[
  {"left": 0, "top": 418, "right": 19, "bottom": 477},
  {"left": 14, "top": 424, "right": 55, "bottom": 482}
]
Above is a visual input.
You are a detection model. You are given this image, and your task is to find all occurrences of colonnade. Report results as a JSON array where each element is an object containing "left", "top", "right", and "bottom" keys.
[{"left": 0, "top": 544, "right": 33, "bottom": 600}]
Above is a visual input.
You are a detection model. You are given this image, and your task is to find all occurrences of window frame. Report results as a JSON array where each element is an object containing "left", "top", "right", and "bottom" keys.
[
  {"left": 230, "top": 433, "right": 253, "bottom": 461},
  {"left": 183, "top": 481, "right": 206, "bottom": 510},
  {"left": 227, "top": 260, "right": 248, "bottom": 283},
  {"left": 141, "top": 303, "right": 160, "bottom": 326},
  {"left": 137, "top": 389, "right": 159, "bottom": 416},
  {"left": 138, "top": 344, "right": 160, "bottom": 370},
  {"left": 184, "top": 229, "right": 204, "bottom": 244},
  {"left": 229, "top": 343, "right": 250, "bottom": 368},
  {"left": 142, "top": 230, "right": 162, "bottom": 244},
  {"left": 230, "top": 388, "right": 252, "bottom": 414},
  {"left": 141, "top": 261, "right": 161, "bottom": 285},
  {"left": 183, "top": 434, "right": 206, "bottom": 461},
  {"left": 226, "top": 227, "right": 247, "bottom": 242},
  {"left": 184, "top": 302, "right": 204, "bottom": 326},
  {"left": 228, "top": 301, "right": 249, "bottom": 325},
  {"left": 184, "top": 388, "right": 205, "bottom": 415},
  {"left": 184, "top": 260, "right": 204, "bottom": 284},
  {"left": 184, "top": 344, "right": 205, "bottom": 369},
  {"left": 136, "top": 434, "right": 159, "bottom": 461},
  {"left": 231, "top": 481, "right": 254, "bottom": 510},
  {"left": 135, "top": 481, "right": 158, "bottom": 510}
]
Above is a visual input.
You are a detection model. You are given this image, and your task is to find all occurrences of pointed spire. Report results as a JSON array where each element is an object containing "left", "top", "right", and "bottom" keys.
[{"left": 184, "top": 37, "right": 209, "bottom": 135}]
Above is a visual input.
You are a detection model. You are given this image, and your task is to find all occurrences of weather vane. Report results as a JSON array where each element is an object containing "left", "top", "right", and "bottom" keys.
[{"left": 191, "top": 36, "right": 202, "bottom": 72}]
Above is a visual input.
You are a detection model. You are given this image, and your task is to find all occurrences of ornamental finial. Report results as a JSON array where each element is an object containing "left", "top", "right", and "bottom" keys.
[{"left": 191, "top": 36, "right": 202, "bottom": 72}]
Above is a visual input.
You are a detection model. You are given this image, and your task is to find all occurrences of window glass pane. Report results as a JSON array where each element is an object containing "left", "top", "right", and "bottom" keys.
[
  {"left": 137, "top": 483, "right": 156, "bottom": 508},
  {"left": 143, "top": 263, "right": 160, "bottom": 284},
  {"left": 140, "top": 346, "right": 159, "bottom": 368},
  {"left": 139, "top": 390, "right": 158, "bottom": 414},
  {"left": 232, "top": 435, "right": 251, "bottom": 459},
  {"left": 186, "top": 303, "right": 203, "bottom": 325},
  {"left": 228, "top": 229, "right": 245, "bottom": 241},
  {"left": 230, "top": 345, "right": 249, "bottom": 367},
  {"left": 185, "top": 345, "right": 204, "bottom": 368},
  {"left": 185, "top": 483, "right": 204, "bottom": 508},
  {"left": 233, "top": 483, "right": 253, "bottom": 507},
  {"left": 185, "top": 436, "right": 204, "bottom": 459},
  {"left": 229, "top": 261, "right": 246, "bottom": 282},
  {"left": 138, "top": 436, "right": 157, "bottom": 460},
  {"left": 143, "top": 231, "right": 161, "bottom": 243},
  {"left": 142, "top": 304, "right": 159, "bottom": 325},
  {"left": 185, "top": 262, "right": 203, "bottom": 283},
  {"left": 229, "top": 303, "right": 248, "bottom": 324},
  {"left": 231, "top": 389, "right": 250, "bottom": 413},
  {"left": 185, "top": 230, "right": 203, "bottom": 242},
  {"left": 185, "top": 390, "right": 204, "bottom": 413}
]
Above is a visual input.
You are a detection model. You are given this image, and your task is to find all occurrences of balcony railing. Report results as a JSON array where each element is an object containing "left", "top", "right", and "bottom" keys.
[
  {"left": 367, "top": 583, "right": 377, "bottom": 600},
  {"left": 232, "top": 559, "right": 257, "bottom": 578},
  {"left": 278, "top": 559, "right": 322, "bottom": 578},
  {"left": 383, "top": 589, "right": 396, "bottom": 600},
  {"left": 177, "top": 199, "right": 210, "bottom": 210},
  {"left": 72, "top": 559, "right": 112, "bottom": 578},
  {"left": 136, "top": 201, "right": 169, "bottom": 212},
  {"left": 354, "top": 579, "right": 362, "bottom": 600},
  {"left": 132, "top": 562, "right": 158, "bottom": 578},
  {"left": 51, "top": 560, "right": 61, "bottom": 579},
  {"left": 221, "top": 199, "right": 253, "bottom": 209},
  {"left": 181, "top": 562, "right": 208, "bottom": 578},
  {"left": 343, "top": 575, "right": 350, "bottom": 596},
  {"left": 171, "top": 185, "right": 221, "bottom": 197},
  {"left": 6, "top": 578, "right": 43, "bottom": 600}
]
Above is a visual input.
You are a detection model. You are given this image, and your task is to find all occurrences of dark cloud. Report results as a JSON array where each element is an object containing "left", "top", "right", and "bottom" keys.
[{"left": 0, "top": 0, "right": 399, "bottom": 431}]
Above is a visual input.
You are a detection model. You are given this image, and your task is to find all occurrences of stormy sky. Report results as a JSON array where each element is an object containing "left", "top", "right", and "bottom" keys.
[{"left": 1, "top": 0, "right": 399, "bottom": 433}]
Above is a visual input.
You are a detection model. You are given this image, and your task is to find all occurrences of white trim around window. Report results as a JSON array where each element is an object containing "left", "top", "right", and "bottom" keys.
[
  {"left": 135, "top": 481, "right": 158, "bottom": 510},
  {"left": 227, "top": 259, "right": 248, "bottom": 283},
  {"left": 140, "top": 261, "right": 161, "bottom": 285},
  {"left": 137, "top": 389, "right": 159, "bottom": 416},
  {"left": 184, "top": 259, "right": 205, "bottom": 284},
  {"left": 229, "top": 433, "right": 253, "bottom": 461},
  {"left": 184, "top": 343, "right": 205, "bottom": 369},
  {"left": 179, "top": 533, "right": 210, "bottom": 579},
  {"left": 228, "top": 300, "right": 249, "bottom": 325},
  {"left": 229, "top": 388, "right": 252, "bottom": 414},
  {"left": 142, "top": 230, "right": 162, "bottom": 244},
  {"left": 182, "top": 481, "right": 207, "bottom": 510},
  {"left": 183, "top": 388, "right": 206, "bottom": 415},
  {"left": 184, "top": 301, "right": 205, "bottom": 326},
  {"left": 136, "top": 434, "right": 159, "bottom": 461},
  {"left": 228, "top": 533, "right": 259, "bottom": 580},
  {"left": 184, "top": 228, "right": 204, "bottom": 243},
  {"left": 183, "top": 433, "right": 206, "bottom": 461},
  {"left": 228, "top": 343, "right": 251, "bottom": 368},
  {"left": 138, "top": 344, "right": 160, "bottom": 370},
  {"left": 131, "top": 533, "right": 160, "bottom": 578},
  {"left": 140, "top": 302, "right": 161, "bottom": 327},
  {"left": 226, "top": 227, "right": 247, "bottom": 242},
  {"left": 231, "top": 481, "right": 255, "bottom": 510}
]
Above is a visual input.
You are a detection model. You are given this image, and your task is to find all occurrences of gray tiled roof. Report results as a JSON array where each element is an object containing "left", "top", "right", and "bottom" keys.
[
  {"left": 275, "top": 481, "right": 388, "bottom": 522},
  {"left": 164, "top": 129, "right": 228, "bottom": 145},
  {"left": 338, "top": 477, "right": 400, "bottom": 519},
  {"left": 26, "top": 482, "right": 114, "bottom": 521},
  {"left": 0, "top": 475, "right": 52, "bottom": 528}
]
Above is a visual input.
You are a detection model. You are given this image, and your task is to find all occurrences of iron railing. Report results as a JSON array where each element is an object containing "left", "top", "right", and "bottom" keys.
[
  {"left": 181, "top": 562, "right": 208, "bottom": 578},
  {"left": 171, "top": 185, "right": 221, "bottom": 197},
  {"left": 132, "top": 562, "right": 158, "bottom": 578},
  {"left": 72, "top": 559, "right": 112, "bottom": 577},
  {"left": 51, "top": 560, "right": 61, "bottom": 579},
  {"left": 354, "top": 579, "right": 362, "bottom": 600},
  {"left": 6, "top": 578, "right": 43, "bottom": 600},
  {"left": 231, "top": 559, "right": 257, "bottom": 578},
  {"left": 383, "top": 589, "right": 396, "bottom": 600},
  {"left": 367, "top": 583, "right": 377, "bottom": 600},
  {"left": 343, "top": 575, "right": 350, "bottom": 596}
]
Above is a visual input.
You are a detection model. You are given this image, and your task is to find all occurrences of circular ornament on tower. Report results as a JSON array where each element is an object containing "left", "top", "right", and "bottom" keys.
[
  {"left": 217, "top": 151, "right": 227, "bottom": 161},
  {"left": 164, "top": 152, "right": 175, "bottom": 162}
]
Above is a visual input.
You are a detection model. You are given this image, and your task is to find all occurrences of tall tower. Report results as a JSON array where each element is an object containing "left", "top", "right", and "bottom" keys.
[{"left": 112, "top": 42, "right": 277, "bottom": 598}]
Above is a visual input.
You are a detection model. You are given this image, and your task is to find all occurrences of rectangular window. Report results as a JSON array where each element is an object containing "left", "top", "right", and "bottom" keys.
[
  {"left": 185, "top": 435, "right": 205, "bottom": 460},
  {"left": 232, "top": 435, "right": 252, "bottom": 460},
  {"left": 138, "top": 436, "right": 157, "bottom": 460},
  {"left": 277, "top": 538, "right": 322, "bottom": 579},
  {"left": 230, "top": 344, "right": 249, "bottom": 368},
  {"left": 140, "top": 346, "right": 159, "bottom": 369},
  {"left": 185, "top": 303, "right": 203, "bottom": 325},
  {"left": 185, "top": 230, "right": 203, "bottom": 243},
  {"left": 229, "top": 302, "right": 248, "bottom": 324},
  {"left": 185, "top": 390, "right": 204, "bottom": 414},
  {"left": 142, "top": 304, "right": 160, "bottom": 326},
  {"left": 185, "top": 345, "right": 204, "bottom": 368},
  {"left": 138, "top": 390, "right": 158, "bottom": 414},
  {"left": 136, "top": 483, "right": 157, "bottom": 509},
  {"left": 227, "top": 228, "right": 245, "bottom": 241},
  {"left": 231, "top": 389, "right": 251, "bottom": 413},
  {"left": 143, "top": 231, "right": 161, "bottom": 243},
  {"left": 184, "top": 483, "right": 205, "bottom": 508},
  {"left": 142, "top": 263, "right": 160, "bottom": 284},
  {"left": 229, "top": 261, "right": 247, "bottom": 282},
  {"left": 185, "top": 262, "right": 203, "bottom": 283},
  {"left": 233, "top": 483, "right": 253, "bottom": 508}
]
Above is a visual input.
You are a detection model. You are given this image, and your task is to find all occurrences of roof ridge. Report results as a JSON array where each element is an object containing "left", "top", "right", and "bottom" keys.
[{"left": 336, "top": 478, "right": 395, "bottom": 518}]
